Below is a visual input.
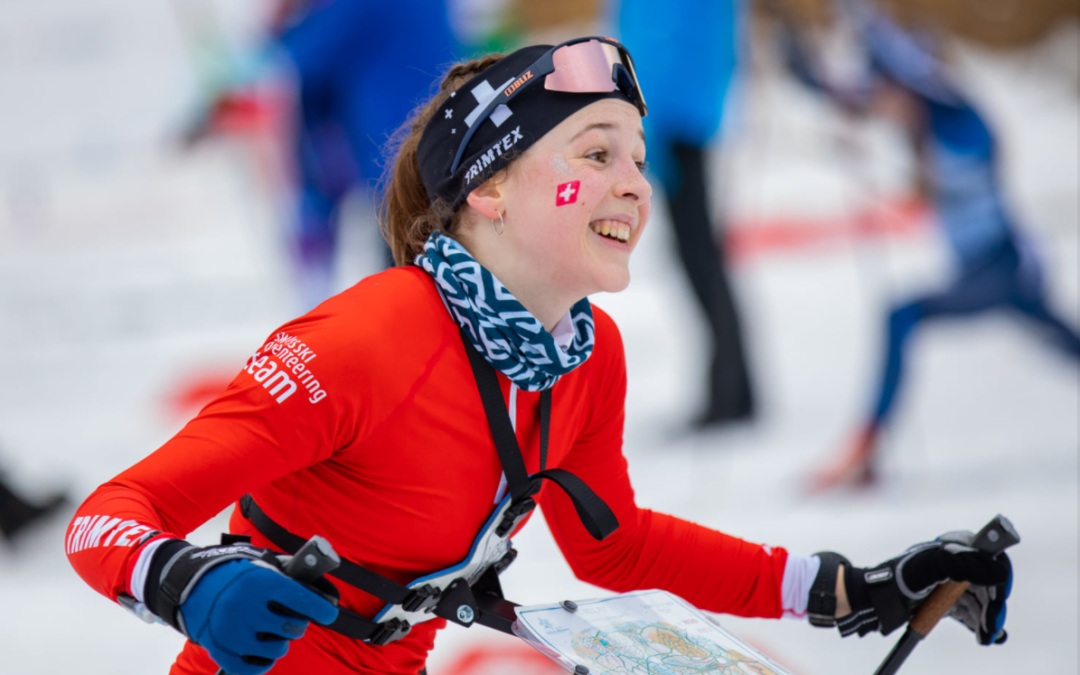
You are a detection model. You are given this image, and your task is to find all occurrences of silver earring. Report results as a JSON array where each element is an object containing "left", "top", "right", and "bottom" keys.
[{"left": 491, "top": 211, "right": 505, "bottom": 235}]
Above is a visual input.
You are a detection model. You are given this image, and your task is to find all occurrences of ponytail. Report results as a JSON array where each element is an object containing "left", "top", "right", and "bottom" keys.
[{"left": 379, "top": 54, "right": 505, "bottom": 266}]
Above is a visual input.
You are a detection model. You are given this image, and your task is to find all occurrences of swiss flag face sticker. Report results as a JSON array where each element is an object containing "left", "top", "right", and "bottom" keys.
[{"left": 556, "top": 181, "right": 580, "bottom": 206}]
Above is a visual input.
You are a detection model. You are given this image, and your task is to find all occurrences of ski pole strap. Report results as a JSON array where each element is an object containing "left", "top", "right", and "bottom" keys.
[{"left": 461, "top": 331, "right": 618, "bottom": 541}]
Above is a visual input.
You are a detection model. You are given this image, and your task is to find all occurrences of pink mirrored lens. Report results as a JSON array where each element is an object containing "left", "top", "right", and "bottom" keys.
[{"left": 545, "top": 40, "right": 621, "bottom": 93}]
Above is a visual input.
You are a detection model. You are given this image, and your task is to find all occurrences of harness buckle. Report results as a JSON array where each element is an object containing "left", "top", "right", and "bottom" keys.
[
  {"left": 496, "top": 497, "right": 536, "bottom": 538},
  {"left": 492, "top": 547, "right": 518, "bottom": 575},
  {"left": 367, "top": 618, "right": 411, "bottom": 646},
  {"left": 401, "top": 584, "right": 441, "bottom": 614}
]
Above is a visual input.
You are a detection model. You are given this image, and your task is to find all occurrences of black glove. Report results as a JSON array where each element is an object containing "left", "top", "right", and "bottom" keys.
[
  {"left": 938, "top": 531, "right": 1013, "bottom": 645},
  {"left": 832, "top": 531, "right": 1011, "bottom": 643}
]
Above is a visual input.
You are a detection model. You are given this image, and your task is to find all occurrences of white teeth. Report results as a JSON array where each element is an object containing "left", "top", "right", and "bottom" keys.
[{"left": 591, "top": 219, "right": 632, "bottom": 242}]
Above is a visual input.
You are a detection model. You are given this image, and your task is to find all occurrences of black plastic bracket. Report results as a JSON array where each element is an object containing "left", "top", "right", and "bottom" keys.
[
  {"left": 435, "top": 578, "right": 479, "bottom": 627},
  {"left": 471, "top": 565, "right": 520, "bottom": 635}
]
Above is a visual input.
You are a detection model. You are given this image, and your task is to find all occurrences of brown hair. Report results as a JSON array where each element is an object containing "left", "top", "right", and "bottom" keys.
[{"left": 378, "top": 54, "right": 505, "bottom": 266}]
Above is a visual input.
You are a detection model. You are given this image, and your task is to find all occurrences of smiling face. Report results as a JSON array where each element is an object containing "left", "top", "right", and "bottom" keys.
[{"left": 458, "top": 98, "right": 652, "bottom": 327}]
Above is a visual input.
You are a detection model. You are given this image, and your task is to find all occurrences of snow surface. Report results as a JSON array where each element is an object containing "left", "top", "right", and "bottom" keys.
[{"left": 0, "top": 4, "right": 1076, "bottom": 674}]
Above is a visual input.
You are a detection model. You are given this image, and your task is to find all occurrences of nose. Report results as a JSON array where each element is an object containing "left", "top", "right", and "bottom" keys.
[{"left": 613, "top": 157, "right": 653, "bottom": 203}]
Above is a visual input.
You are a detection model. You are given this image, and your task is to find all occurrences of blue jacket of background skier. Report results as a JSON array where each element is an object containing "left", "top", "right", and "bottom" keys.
[
  {"left": 856, "top": 6, "right": 1016, "bottom": 267},
  {"left": 617, "top": 0, "right": 740, "bottom": 193},
  {"left": 276, "top": 0, "right": 460, "bottom": 190}
]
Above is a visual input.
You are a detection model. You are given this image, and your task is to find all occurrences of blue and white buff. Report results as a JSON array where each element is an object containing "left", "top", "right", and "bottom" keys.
[{"left": 415, "top": 231, "right": 594, "bottom": 391}]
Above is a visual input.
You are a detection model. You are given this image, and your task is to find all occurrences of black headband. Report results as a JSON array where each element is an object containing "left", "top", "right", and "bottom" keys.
[{"left": 416, "top": 44, "right": 637, "bottom": 216}]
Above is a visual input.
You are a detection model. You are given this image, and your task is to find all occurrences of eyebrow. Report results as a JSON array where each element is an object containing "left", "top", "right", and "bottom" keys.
[{"left": 571, "top": 122, "right": 646, "bottom": 144}]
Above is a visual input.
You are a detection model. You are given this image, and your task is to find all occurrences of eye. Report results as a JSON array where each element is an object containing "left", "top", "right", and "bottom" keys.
[
  {"left": 635, "top": 160, "right": 649, "bottom": 173},
  {"left": 585, "top": 150, "right": 608, "bottom": 163}
]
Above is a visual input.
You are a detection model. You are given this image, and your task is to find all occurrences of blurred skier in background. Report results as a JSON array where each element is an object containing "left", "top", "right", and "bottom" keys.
[
  {"left": 187, "top": 0, "right": 460, "bottom": 310},
  {"left": 618, "top": 0, "right": 756, "bottom": 427},
  {"left": 0, "top": 459, "right": 66, "bottom": 545},
  {"left": 276, "top": 0, "right": 460, "bottom": 308},
  {"left": 778, "top": 2, "right": 1080, "bottom": 490}
]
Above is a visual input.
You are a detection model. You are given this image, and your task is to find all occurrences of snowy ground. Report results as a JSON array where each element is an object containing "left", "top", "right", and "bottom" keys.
[{"left": 0, "top": 4, "right": 1077, "bottom": 675}]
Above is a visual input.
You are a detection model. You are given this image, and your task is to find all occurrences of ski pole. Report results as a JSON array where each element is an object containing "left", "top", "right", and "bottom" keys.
[
  {"left": 872, "top": 515, "right": 1020, "bottom": 675},
  {"left": 216, "top": 535, "right": 341, "bottom": 675}
]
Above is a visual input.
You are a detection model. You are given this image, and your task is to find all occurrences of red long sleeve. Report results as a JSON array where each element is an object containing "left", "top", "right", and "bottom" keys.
[{"left": 539, "top": 313, "right": 788, "bottom": 618}]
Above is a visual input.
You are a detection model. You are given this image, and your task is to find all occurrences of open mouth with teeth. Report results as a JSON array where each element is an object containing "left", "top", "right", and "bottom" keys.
[{"left": 590, "top": 219, "right": 631, "bottom": 243}]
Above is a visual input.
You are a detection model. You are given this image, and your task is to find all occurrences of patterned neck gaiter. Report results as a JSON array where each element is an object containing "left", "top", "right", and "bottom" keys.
[{"left": 415, "top": 231, "right": 595, "bottom": 391}]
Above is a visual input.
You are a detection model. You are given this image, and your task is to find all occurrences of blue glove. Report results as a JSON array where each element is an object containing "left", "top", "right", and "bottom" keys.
[
  {"left": 180, "top": 558, "right": 339, "bottom": 674},
  {"left": 142, "top": 541, "right": 339, "bottom": 675}
]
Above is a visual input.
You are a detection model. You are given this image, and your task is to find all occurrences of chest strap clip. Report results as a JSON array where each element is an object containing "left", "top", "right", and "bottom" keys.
[
  {"left": 493, "top": 547, "right": 517, "bottom": 575},
  {"left": 368, "top": 618, "right": 411, "bottom": 646},
  {"left": 496, "top": 496, "right": 537, "bottom": 538}
]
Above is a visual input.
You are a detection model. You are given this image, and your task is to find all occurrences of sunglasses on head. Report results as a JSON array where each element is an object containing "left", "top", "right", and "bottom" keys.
[{"left": 450, "top": 37, "right": 648, "bottom": 175}]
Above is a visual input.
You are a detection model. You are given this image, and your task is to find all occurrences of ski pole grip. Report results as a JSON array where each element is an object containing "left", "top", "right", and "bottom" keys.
[
  {"left": 284, "top": 535, "right": 340, "bottom": 585},
  {"left": 970, "top": 514, "right": 1020, "bottom": 556},
  {"left": 907, "top": 514, "right": 1019, "bottom": 639},
  {"left": 908, "top": 580, "right": 969, "bottom": 637}
]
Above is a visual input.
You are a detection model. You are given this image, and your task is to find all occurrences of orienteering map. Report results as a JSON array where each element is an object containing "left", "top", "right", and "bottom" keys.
[{"left": 514, "top": 590, "right": 791, "bottom": 675}]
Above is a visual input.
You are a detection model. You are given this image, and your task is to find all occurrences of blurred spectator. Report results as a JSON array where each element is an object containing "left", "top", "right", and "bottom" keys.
[
  {"left": 618, "top": 0, "right": 756, "bottom": 427},
  {"left": 0, "top": 460, "right": 66, "bottom": 545},
  {"left": 188, "top": 0, "right": 461, "bottom": 309},
  {"left": 777, "top": 2, "right": 1080, "bottom": 490},
  {"left": 276, "top": 0, "right": 460, "bottom": 308}
]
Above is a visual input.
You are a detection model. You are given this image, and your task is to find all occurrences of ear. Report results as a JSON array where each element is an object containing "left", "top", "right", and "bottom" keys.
[{"left": 465, "top": 174, "right": 506, "bottom": 221}]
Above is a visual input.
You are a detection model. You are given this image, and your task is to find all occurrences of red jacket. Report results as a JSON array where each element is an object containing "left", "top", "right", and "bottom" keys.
[{"left": 66, "top": 266, "right": 788, "bottom": 674}]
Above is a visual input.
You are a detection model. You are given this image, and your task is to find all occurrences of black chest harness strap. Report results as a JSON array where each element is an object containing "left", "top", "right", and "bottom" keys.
[{"left": 238, "top": 332, "right": 618, "bottom": 645}]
